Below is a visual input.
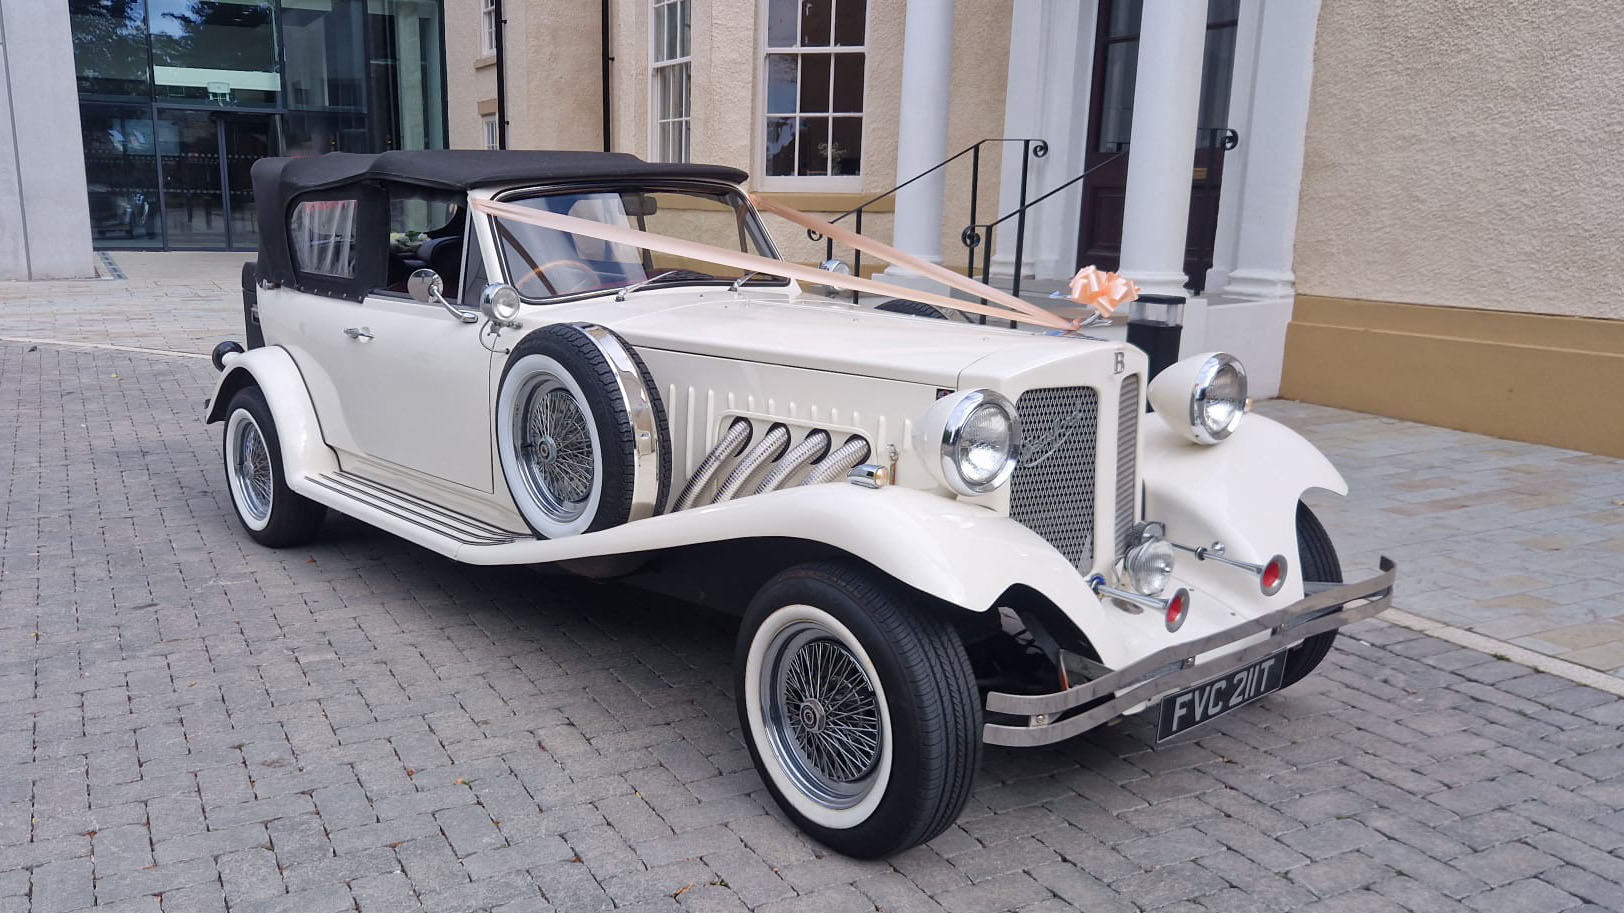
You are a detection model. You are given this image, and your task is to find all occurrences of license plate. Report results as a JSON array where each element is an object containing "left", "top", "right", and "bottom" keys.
[{"left": 1157, "top": 650, "right": 1287, "bottom": 742}]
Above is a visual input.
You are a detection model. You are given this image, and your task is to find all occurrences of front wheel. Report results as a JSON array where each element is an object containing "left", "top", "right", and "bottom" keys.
[
  {"left": 737, "top": 562, "right": 981, "bottom": 858},
  {"left": 1280, "top": 502, "right": 1343, "bottom": 687}
]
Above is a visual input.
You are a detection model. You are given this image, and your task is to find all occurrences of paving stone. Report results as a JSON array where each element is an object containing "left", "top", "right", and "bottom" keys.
[{"left": 1462, "top": 877, "right": 1582, "bottom": 913}]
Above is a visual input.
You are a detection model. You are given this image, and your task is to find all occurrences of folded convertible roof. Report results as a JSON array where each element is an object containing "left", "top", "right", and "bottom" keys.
[{"left": 259, "top": 149, "right": 747, "bottom": 197}]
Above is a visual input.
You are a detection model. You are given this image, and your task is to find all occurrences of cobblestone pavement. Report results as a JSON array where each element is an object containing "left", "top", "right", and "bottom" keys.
[{"left": 2, "top": 258, "right": 1624, "bottom": 912}]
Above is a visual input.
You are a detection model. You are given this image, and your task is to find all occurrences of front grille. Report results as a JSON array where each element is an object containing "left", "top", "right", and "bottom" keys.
[
  {"left": 1009, "top": 386, "right": 1099, "bottom": 567},
  {"left": 1115, "top": 374, "right": 1141, "bottom": 556}
]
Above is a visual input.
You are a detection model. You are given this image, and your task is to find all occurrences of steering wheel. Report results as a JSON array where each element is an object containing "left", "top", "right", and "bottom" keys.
[{"left": 524, "top": 259, "right": 600, "bottom": 296}]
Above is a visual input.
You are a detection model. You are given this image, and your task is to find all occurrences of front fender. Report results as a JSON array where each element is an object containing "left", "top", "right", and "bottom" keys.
[
  {"left": 1143, "top": 413, "right": 1346, "bottom": 609},
  {"left": 204, "top": 346, "right": 339, "bottom": 479},
  {"left": 455, "top": 484, "right": 1137, "bottom": 667}
]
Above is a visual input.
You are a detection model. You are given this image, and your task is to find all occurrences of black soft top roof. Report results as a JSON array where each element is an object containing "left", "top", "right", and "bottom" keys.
[
  {"left": 251, "top": 150, "right": 748, "bottom": 299},
  {"left": 257, "top": 149, "right": 747, "bottom": 200}
]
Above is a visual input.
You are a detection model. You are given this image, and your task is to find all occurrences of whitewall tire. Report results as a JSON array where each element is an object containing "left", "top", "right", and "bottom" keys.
[
  {"left": 222, "top": 386, "right": 325, "bottom": 548},
  {"left": 496, "top": 324, "right": 670, "bottom": 538},
  {"left": 736, "top": 561, "right": 981, "bottom": 858}
]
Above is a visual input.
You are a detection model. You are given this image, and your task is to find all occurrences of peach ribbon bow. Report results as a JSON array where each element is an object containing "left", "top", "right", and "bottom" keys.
[{"left": 1067, "top": 265, "right": 1140, "bottom": 318}]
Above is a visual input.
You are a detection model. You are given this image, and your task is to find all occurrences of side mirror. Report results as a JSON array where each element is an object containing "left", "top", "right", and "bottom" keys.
[
  {"left": 407, "top": 268, "right": 444, "bottom": 304},
  {"left": 814, "top": 258, "right": 852, "bottom": 297},
  {"left": 409, "top": 267, "right": 479, "bottom": 324},
  {"left": 480, "top": 282, "right": 522, "bottom": 327}
]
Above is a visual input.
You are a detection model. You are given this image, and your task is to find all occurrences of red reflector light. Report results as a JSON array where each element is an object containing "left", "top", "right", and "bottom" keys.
[
  {"left": 1260, "top": 555, "right": 1287, "bottom": 596},
  {"left": 1164, "top": 588, "right": 1190, "bottom": 632}
]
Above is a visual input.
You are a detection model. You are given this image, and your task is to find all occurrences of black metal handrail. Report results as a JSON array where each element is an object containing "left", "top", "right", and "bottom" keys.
[
  {"left": 808, "top": 138, "right": 1047, "bottom": 296},
  {"left": 959, "top": 151, "right": 1126, "bottom": 310}
]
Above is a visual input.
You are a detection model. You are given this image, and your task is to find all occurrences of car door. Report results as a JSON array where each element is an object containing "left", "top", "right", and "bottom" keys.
[{"left": 269, "top": 186, "right": 496, "bottom": 494}]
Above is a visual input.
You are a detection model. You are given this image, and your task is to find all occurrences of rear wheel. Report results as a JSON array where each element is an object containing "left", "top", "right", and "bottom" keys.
[
  {"left": 1281, "top": 502, "right": 1342, "bottom": 687},
  {"left": 222, "top": 386, "right": 326, "bottom": 548},
  {"left": 737, "top": 561, "right": 980, "bottom": 858}
]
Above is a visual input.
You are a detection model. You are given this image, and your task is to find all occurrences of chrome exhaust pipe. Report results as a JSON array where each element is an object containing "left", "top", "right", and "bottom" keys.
[
  {"left": 712, "top": 423, "right": 791, "bottom": 503},
  {"left": 673, "top": 417, "right": 752, "bottom": 511},
  {"left": 754, "top": 429, "right": 831, "bottom": 494},
  {"left": 800, "top": 435, "right": 871, "bottom": 486}
]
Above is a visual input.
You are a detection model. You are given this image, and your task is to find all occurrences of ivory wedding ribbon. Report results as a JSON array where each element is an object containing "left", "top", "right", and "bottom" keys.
[
  {"left": 469, "top": 197, "right": 1076, "bottom": 330},
  {"left": 749, "top": 194, "right": 1064, "bottom": 323}
]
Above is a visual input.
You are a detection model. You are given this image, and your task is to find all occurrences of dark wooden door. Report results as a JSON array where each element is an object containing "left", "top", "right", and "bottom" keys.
[{"left": 1075, "top": 0, "right": 1240, "bottom": 293}]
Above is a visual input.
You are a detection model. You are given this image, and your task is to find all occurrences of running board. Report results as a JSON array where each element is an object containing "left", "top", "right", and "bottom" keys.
[{"left": 300, "top": 471, "right": 530, "bottom": 551}]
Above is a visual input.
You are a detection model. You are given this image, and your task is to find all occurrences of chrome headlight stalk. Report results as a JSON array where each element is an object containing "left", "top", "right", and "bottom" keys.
[
  {"left": 1147, "top": 352, "right": 1248, "bottom": 445},
  {"left": 914, "top": 389, "right": 1022, "bottom": 496},
  {"left": 1169, "top": 539, "right": 1290, "bottom": 597}
]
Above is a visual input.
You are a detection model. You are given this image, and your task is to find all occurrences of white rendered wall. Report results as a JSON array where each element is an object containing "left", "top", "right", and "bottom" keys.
[{"left": 0, "top": 0, "right": 95, "bottom": 279}]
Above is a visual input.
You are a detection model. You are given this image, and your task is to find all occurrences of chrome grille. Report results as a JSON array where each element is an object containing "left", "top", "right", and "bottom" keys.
[
  {"left": 1115, "top": 374, "right": 1141, "bottom": 556},
  {"left": 1009, "top": 386, "right": 1099, "bottom": 567}
]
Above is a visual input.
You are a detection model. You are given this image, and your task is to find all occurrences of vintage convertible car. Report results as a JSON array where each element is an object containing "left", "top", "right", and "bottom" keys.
[{"left": 207, "top": 150, "right": 1393, "bottom": 858}]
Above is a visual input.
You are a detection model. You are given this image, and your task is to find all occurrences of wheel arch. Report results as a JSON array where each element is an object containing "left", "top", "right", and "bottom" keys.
[
  {"left": 1142, "top": 412, "right": 1347, "bottom": 606},
  {"left": 205, "top": 346, "right": 339, "bottom": 480}
]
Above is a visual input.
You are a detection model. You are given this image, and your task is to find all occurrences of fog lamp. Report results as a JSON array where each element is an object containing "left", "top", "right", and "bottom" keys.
[{"left": 1123, "top": 537, "right": 1176, "bottom": 596}]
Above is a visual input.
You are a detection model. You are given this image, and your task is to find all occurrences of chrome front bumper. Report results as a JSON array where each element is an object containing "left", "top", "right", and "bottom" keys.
[{"left": 983, "top": 558, "right": 1397, "bottom": 747}]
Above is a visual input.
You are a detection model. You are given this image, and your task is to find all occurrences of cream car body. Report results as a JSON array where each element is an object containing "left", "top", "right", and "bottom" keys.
[{"left": 208, "top": 150, "right": 1393, "bottom": 858}]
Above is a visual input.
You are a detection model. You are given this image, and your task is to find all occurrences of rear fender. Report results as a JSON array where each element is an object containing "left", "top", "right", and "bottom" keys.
[
  {"left": 205, "top": 346, "right": 339, "bottom": 479},
  {"left": 1142, "top": 413, "right": 1347, "bottom": 607}
]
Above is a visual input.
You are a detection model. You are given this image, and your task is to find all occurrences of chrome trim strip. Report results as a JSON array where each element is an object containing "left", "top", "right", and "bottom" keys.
[
  {"left": 576, "top": 324, "right": 665, "bottom": 520},
  {"left": 309, "top": 473, "right": 523, "bottom": 546},
  {"left": 1114, "top": 374, "right": 1140, "bottom": 558},
  {"left": 982, "top": 558, "right": 1396, "bottom": 746},
  {"left": 323, "top": 472, "right": 525, "bottom": 539}
]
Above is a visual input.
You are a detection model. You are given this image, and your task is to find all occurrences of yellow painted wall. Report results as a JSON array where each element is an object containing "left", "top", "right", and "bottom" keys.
[{"left": 1294, "top": 2, "right": 1624, "bottom": 320}]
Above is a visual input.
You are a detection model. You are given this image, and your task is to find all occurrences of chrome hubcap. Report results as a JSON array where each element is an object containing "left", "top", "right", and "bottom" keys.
[
  {"left": 233, "top": 416, "right": 273, "bottom": 523},
  {"left": 762, "top": 622, "right": 884, "bottom": 809},
  {"left": 515, "top": 377, "right": 595, "bottom": 523}
]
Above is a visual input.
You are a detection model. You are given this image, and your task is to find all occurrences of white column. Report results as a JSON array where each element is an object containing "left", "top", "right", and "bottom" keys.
[
  {"left": 990, "top": 0, "right": 1097, "bottom": 283},
  {"left": 0, "top": 0, "right": 95, "bottom": 279},
  {"left": 1116, "top": 0, "right": 1208, "bottom": 298},
  {"left": 1206, "top": 0, "right": 1321, "bottom": 299},
  {"left": 1202, "top": 0, "right": 1262, "bottom": 296},
  {"left": 883, "top": 0, "right": 956, "bottom": 282}
]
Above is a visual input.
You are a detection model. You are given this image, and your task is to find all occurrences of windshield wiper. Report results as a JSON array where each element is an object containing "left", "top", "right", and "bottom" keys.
[
  {"left": 615, "top": 269, "right": 680, "bottom": 302},
  {"left": 730, "top": 271, "right": 761, "bottom": 293}
]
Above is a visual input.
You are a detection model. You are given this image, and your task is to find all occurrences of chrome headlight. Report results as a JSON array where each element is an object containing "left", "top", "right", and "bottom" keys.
[
  {"left": 1147, "top": 352, "right": 1248, "bottom": 445},
  {"left": 915, "top": 389, "right": 1021, "bottom": 495}
]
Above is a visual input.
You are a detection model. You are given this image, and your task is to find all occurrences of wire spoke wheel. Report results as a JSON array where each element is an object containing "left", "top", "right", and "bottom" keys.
[
  {"left": 762, "top": 621, "right": 884, "bottom": 810},
  {"left": 514, "top": 375, "right": 597, "bottom": 524},
  {"left": 229, "top": 412, "right": 273, "bottom": 524}
]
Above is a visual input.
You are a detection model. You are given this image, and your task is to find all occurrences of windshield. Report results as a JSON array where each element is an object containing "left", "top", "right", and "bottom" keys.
[{"left": 489, "top": 186, "right": 786, "bottom": 300}]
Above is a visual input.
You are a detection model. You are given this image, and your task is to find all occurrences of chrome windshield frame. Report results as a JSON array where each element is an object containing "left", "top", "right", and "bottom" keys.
[{"left": 483, "top": 179, "right": 792, "bottom": 305}]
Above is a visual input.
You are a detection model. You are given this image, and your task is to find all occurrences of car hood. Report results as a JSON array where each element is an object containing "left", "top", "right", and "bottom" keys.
[{"left": 609, "top": 292, "right": 1118, "bottom": 388}]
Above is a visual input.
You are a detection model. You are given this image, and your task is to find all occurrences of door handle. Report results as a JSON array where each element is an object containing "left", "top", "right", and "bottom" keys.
[{"left": 344, "top": 326, "right": 374, "bottom": 341}]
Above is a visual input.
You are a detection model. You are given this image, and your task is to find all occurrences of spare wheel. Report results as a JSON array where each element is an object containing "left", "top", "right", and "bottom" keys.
[{"left": 496, "top": 323, "right": 670, "bottom": 538}]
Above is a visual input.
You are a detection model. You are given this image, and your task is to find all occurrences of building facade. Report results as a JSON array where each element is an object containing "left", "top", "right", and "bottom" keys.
[
  {"left": 445, "top": 0, "right": 1623, "bottom": 456},
  {"left": 2, "top": 0, "right": 452, "bottom": 263},
  {"left": 71, "top": 0, "right": 450, "bottom": 252}
]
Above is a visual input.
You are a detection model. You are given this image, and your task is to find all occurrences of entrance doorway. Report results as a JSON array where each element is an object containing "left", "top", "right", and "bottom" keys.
[
  {"left": 1075, "top": 0, "right": 1240, "bottom": 293},
  {"left": 155, "top": 110, "right": 277, "bottom": 250}
]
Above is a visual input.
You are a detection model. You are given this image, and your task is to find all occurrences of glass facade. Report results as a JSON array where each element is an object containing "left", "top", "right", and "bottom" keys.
[{"left": 69, "top": 0, "right": 446, "bottom": 250}]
